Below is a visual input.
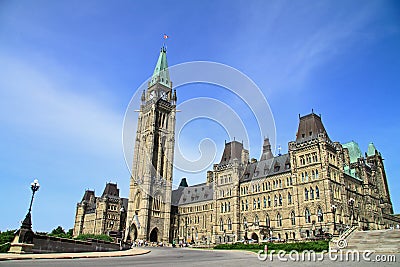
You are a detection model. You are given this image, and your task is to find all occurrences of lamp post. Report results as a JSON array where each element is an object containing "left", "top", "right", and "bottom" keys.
[
  {"left": 22, "top": 179, "right": 40, "bottom": 230},
  {"left": 9, "top": 179, "right": 40, "bottom": 253},
  {"left": 244, "top": 220, "right": 248, "bottom": 240},
  {"left": 348, "top": 198, "right": 355, "bottom": 226},
  {"left": 331, "top": 204, "right": 337, "bottom": 236},
  {"left": 317, "top": 210, "right": 323, "bottom": 235}
]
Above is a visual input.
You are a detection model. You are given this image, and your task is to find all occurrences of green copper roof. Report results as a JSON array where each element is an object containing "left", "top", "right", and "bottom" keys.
[
  {"left": 344, "top": 165, "right": 362, "bottom": 181},
  {"left": 342, "top": 141, "right": 362, "bottom": 164},
  {"left": 367, "top": 142, "right": 377, "bottom": 157},
  {"left": 150, "top": 46, "right": 171, "bottom": 88}
]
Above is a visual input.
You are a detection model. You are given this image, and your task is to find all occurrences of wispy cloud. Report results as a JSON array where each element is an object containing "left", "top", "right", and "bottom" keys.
[
  {"left": 0, "top": 54, "right": 122, "bottom": 154},
  {"left": 228, "top": 1, "right": 385, "bottom": 93}
]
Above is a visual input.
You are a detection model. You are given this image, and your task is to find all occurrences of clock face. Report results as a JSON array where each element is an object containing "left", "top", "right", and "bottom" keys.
[{"left": 149, "top": 91, "right": 156, "bottom": 100}]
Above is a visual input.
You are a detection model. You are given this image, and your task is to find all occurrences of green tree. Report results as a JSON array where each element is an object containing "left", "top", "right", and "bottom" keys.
[
  {"left": 50, "top": 226, "right": 65, "bottom": 236},
  {"left": 66, "top": 229, "right": 73, "bottom": 238},
  {"left": 0, "top": 230, "right": 16, "bottom": 253}
]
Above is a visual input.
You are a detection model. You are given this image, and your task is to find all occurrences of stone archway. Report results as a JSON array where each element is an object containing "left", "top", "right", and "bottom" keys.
[
  {"left": 251, "top": 232, "right": 259, "bottom": 241},
  {"left": 127, "top": 223, "right": 138, "bottom": 242},
  {"left": 150, "top": 228, "right": 158, "bottom": 242}
]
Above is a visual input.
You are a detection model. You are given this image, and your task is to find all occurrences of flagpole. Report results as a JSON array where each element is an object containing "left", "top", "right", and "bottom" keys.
[{"left": 163, "top": 33, "right": 169, "bottom": 50}]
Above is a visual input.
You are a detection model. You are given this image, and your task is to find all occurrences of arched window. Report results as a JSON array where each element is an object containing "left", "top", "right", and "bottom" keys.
[
  {"left": 220, "top": 218, "right": 224, "bottom": 231},
  {"left": 310, "top": 187, "right": 314, "bottom": 199},
  {"left": 253, "top": 199, "right": 257, "bottom": 209},
  {"left": 305, "top": 188, "right": 309, "bottom": 201},
  {"left": 279, "top": 194, "right": 283, "bottom": 206},
  {"left": 246, "top": 199, "right": 249, "bottom": 210},
  {"left": 302, "top": 172, "right": 305, "bottom": 182},
  {"left": 266, "top": 214, "right": 270, "bottom": 227},
  {"left": 268, "top": 196, "right": 271, "bottom": 207},
  {"left": 279, "top": 179, "right": 282, "bottom": 188},
  {"left": 228, "top": 202, "right": 231, "bottom": 212},
  {"left": 134, "top": 193, "right": 141, "bottom": 211},
  {"left": 305, "top": 208, "right": 311, "bottom": 223},
  {"left": 257, "top": 198, "right": 261, "bottom": 209},
  {"left": 274, "top": 195, "right": 278, "bottom": 206},
  {"left": 312, "top": 170, "right": 315, "bottom": 179},
  {"left": 228, "top": 218, "right": 232, "bottom": 230},
  {"left": 243, "top": 217, "right": 247, "bottom": 229},
  {"left": 254, "top": 215, "right": 259, "bottom": 226},
  {"left": 288, "top": 192, "right": 292, "bottom": 204},
  {"left": 263, "top": 196, "right": 267, "bottom": 208},
  {"left": 315, "top": 170, "right": 319, "bottom": 179},
  {"left": 241, "top": 200, "right": 244, "bottom": 211},
  {"left": 291, "top": 211, "right": 296, "bottom": 225},
  {"left": 152, "top": 195, "right": 161, "bottom": 216},
  {"left": 317, "top": 207, "right": 323, "bottom": 222},
  {"left": 305, "top": 172, "right": 309, "bottom": 181},
  {"left": 277, "top": 213, "right": 282, "bottom": 227},
  {"left": 316, "top": 186, "right": 320, "bottom": 199}
]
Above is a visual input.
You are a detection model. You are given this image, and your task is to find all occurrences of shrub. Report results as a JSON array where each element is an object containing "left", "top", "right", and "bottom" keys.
[{"left": 214, "top": 240, "right": 329, "bottom": 252}]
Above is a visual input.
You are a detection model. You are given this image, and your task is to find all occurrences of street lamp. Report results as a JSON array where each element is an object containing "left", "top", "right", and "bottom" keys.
[
  {"left": 244, "top": 220, "right": 248, "bottom": 240},
  {"left": 21, "top": 179, "right": 40, "bottom": 230},
  {"left": 317, "top": 210, "right": 323, "bottom": 235},
  {"left": 191, "top": 227, "right": 194, "bottom": 244},
  {"left": 348, "top": 198, "right": 355, "bottom": 226},
  {"left": 331, "top": 205, "right": 337, "bottom": 235}
]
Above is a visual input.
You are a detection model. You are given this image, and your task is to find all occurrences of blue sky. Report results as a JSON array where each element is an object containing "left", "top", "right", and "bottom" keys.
[{"left": 0, "top": 0, "right": 399, "bottom": 232}]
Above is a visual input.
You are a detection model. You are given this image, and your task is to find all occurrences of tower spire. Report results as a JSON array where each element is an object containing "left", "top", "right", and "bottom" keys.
[{"left": 150, "top": 46, "right": 171, "bottom": 88}]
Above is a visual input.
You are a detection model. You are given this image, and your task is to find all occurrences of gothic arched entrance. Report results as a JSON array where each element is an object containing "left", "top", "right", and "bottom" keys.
[
  {"left": 251, "top": 233, "right": 259, "bottom": 241},
  {"left": 150, "top": 228, "right": 158, "bottom": 242}
]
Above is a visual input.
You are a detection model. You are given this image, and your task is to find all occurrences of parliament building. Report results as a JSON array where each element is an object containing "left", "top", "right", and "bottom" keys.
[{"left": 73, "top": 47, "right": 399, "bottom": 244}]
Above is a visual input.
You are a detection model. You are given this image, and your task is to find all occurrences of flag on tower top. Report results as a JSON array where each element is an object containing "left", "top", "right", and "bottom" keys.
[{"left": 163, "top": 33, "right": 169, "bottom": 39}]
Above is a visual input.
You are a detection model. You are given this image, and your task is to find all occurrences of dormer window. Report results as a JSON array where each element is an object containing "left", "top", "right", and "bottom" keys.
[
  {"left": 302, "top": 134, "right": 305, "bottom": 138},
  {"left": 274, "top": 165, "right": 280, "bottom": 172}
]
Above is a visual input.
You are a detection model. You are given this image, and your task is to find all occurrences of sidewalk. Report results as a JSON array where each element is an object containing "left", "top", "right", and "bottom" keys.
[{"left": 0, "top": 248, "right": 150, "bottom": 261}]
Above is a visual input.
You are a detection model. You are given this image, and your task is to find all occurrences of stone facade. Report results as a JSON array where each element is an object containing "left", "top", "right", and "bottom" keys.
[
  {"left": 73, "top": 183, "right": 128, "bottom": 239},
  {"left": 75, "top": 47, "right": 399, "bottom": 244},
  {"left": 171, "top": 113, "right": 398, "bottom": 244},
  {"left": 125, "top": 46, "right": 177, "bottom": 243}
]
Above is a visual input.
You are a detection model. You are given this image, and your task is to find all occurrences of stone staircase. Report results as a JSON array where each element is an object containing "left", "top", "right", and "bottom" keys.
[{"left": 345, "top": 229, "right": 400, "bottom": 253}]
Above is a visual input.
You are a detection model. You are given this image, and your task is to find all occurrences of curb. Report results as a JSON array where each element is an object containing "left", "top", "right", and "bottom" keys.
[{"left": 0, "top": 249, "right": 150, "bottom": 261}]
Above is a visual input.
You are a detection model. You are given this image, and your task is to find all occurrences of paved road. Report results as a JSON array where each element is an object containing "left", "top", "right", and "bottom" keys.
[{"left": 0, "top": 248, "right": 398, "bottom": 267}]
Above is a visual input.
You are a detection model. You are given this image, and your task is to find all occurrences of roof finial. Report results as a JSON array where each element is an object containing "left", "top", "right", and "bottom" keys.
[{"left": 312, "top": 108, "right": 314, "bottom": 114}]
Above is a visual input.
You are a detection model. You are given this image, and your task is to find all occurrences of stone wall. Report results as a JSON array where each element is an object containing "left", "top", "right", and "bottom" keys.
[{"left": 32, "top": 234, "right": 129, "bottom": 253}]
